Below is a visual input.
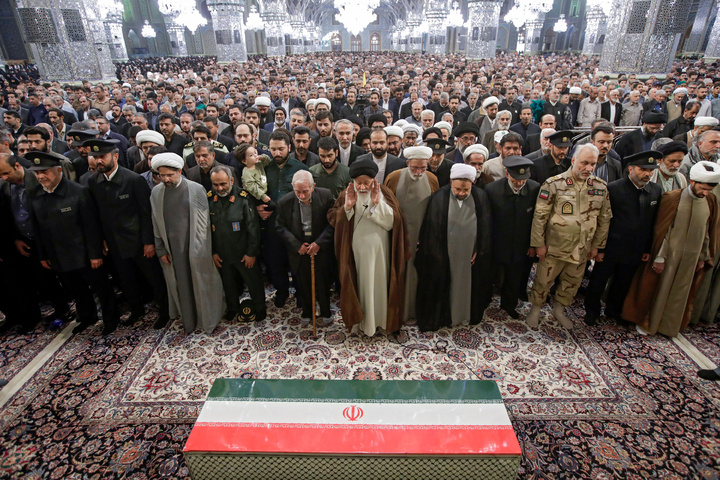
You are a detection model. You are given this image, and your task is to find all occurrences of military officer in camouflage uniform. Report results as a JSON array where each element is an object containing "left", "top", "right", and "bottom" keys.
[
  {"left": 183, "top": 125, "right": 229, "bottom": 168},
  {"left": 208, "top": 164, "right": 267, "bottom": 321},
  {"left": 526, "top": 143, "right": 612, "bottom": 329}
]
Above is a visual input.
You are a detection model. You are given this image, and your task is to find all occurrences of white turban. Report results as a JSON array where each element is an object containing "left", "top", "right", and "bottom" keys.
[
  {"left": 394, "top": 119, "right": 408, "bottom": 128},
  {"left": 403, "top": 146, "right": 433, "bottom": 160},
  {"left": 315, "top": 98, "right": 331, "bottom": 109},
  {"left": 694, "top": 116, "right": 719, "bottom": 127},
  {"left": 152, "top": 152, "right": 184, "bottom": 171},
  {"left": 254, "top": 96, "right": 271, "bottom": 107},
  {"left": 136, "top": 130, "right": 165, "bottom": 146},
  {"left": 494, "top": 130, "right": 510, "bottom": 144},
  {"left": 569, "top": 87, "right": 582, "bottom": 95},
  {"left": 463, "top": 144, "right": 489, "bottom": 162},
  {"left": 450, "top": 163, "right": 477, "bottom": 182},
  {"left": 384, "top": 126, "right": 403, "bottom": 138},
  {"left": 402, "top": 124, "right": 422, "bottom": 136},
  {"left": 690, "top": 161, "right": 720, "bottom": 183},
  {"left": 673, "top": 87, "right": 688, "bottom": 95},
  {"left": 434, "top": 121, "right": 452, "bottom": 133},
  {"left": 482, "top": 96, "right": 500, "bottom": 109},
  {"left": 305, "top": 99, "right": 316, "bottom": 109}
]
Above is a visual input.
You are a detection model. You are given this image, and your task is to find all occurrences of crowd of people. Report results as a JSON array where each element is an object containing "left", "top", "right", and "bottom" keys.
[{"left": 2, "top": 51, "right": 720, "bottom": 382}]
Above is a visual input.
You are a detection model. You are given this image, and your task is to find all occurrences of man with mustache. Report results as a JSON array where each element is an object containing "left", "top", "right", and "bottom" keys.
[
  {"left": 584, "top": 151, "right": 663, "bottom": 326},
  {"left": 650, "top": 142, "right": 688, "bottom": 192}
]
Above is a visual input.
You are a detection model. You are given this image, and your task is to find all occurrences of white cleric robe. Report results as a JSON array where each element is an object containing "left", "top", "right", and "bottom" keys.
[
  {"left": 150, "top": 177, "right": 225, "bottom": 334},
  {"left": 447, "top": 195, "right": 477, "bottom": 326},
  {"left": 394, "top": 169, "right": 432, "bottom": 321},
  {"left": 347, "top": 192, "right": 394, "bottom": 336}
]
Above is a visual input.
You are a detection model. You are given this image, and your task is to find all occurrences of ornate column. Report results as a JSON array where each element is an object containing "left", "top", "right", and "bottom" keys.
[
  {"left": 703, "top": 8, "right": 720, "bottom": 57},
  {"left": 207, "top": 0, "right": 248, "bottom": 62},
  {"left": 683, "top": 0, "right": 714, "bottom": 54},
  {"left": 466, "top": 0, "right": 502, "bottom": 59},
  {"left": 99, "top": 1, "right": 128, "bottom": 61},
  {"left": 262, "top": 0, "right": 286, "bottom": 57},
  {"left": 522, "top": 15, "right": 545, "bottom": 55},
  {"left": 425, "top": 0, "right": 448, "bottom": 54},
  {"left": 599, "top": 0, "right": 692, "bottom": 73},
  {"left": 15, "top": 0, "right": 115, "bottom": 80},
  {"left": 582, "top": 6, "right": 607, "bottom": 55},
  {"left": 289, "top": 16, "right": 305, "bottom": 54},
  {"left": 406, "top": 17, "right": 422, "bottom": 53},
  {"left": 165, "top": 23, "right": 188, "bottom": 56}
]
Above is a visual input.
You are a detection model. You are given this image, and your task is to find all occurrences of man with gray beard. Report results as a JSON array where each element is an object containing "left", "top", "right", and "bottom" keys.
[{"left": 650, "top": 142, "right": 688, "bottom": 192}]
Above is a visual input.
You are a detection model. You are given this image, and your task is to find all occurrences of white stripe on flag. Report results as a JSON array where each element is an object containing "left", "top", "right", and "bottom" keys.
[{"left": 197, "top": 400, "right": 513, "bottom": 427}]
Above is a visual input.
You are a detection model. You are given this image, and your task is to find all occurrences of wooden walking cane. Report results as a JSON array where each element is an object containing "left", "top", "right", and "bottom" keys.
[{"left": 311, "top": 253, "right": 317, "bottom": 337}]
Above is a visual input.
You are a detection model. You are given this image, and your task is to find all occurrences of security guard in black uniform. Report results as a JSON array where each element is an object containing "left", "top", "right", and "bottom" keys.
[
  {"left": 84, "top": 138, "right": 170, "bottom": 328},
  {"left": 28, "top": 151, "right": 118, "bottom": 334},
  {"left": 208, "top": 164, "right": 266, "bottom": 321},
  {"left": 485, "top": 156, "right": 541, "bottom": 318}
]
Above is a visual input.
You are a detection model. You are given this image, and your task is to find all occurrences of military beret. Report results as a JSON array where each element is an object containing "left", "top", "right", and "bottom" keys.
[{"left": 349, "top": 159, "right": 379, "bottom": 179}]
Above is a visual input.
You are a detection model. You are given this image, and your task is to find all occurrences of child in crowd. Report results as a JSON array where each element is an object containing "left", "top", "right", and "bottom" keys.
[{"left": 235, "top": 143, "right": 274, "bottom": 209}]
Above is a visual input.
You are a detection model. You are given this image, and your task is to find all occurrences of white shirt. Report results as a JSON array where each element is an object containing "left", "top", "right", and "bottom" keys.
[
  {"left": 339, "top": 144, "right": 352, "bottom": 166},
  {"left": 104, "top": 164, "right": 120, "bottom": 182},
  {"left": 372, "top": 155, "right": 387, "bottom": 184},
  {"left": 609, "top": 101, "right": 616, "bottom": 123}
]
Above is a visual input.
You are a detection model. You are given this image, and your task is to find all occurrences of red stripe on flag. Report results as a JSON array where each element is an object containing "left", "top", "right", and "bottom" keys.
[{"left": 185, "top": 423, "right": 521, "bottom": 455}]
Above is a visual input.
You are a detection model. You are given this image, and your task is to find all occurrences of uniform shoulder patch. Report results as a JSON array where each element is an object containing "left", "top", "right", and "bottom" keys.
[
  {"left": 565, "top": 177, "right": 573, "bottom": 186},
  {"left": 593, "top": 176, "right": 607, "bottom": 185},
  {"left": 240, "top": 190, "right": 248, "bottom": 197},
  {"left": 539, "top": 189, "right": 550, "bottom": 200},
  {"left": 185, "top": 142, "right": 194, "bottom": 148},
  {"left": 207, "top": 191, "right": 213, "bottom": 198}
]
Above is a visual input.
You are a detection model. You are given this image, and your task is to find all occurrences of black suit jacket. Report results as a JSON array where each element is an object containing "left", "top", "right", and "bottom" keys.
[
  {"left": 275, "top": 187, "right": 335, "bottom": 272},
  {"left": 274, "top": 98, "right": 302, "bottom": 113},
  {"left": 345, "top": 144, "right": 366, "bottom": 166},
  {"left": 531, "top": 154, "right": 571, "bottom": 185},
  {"left": 355, "top": 153, "right": 405, "bottom": 180},
  {"left": 399, "top": 102, "right": 414, "bottom": 121},
  {"left": 642, "top": 99, "right": 668, "bottom": 115},
  {"left": 603, "top": 177, "right": 663, "bottom": 264},
  {"left": 86, "top": 166, "right": 153, "bottom": 259},
  {"left": 523, "top": 133, "right": 542, "bottom": 155},
  {"left": 615, "top": 128, "right": 662, "bottom": 165},
  {"left": 427, "top": 159, "right": 452, "bottom": 187},
  {"left": 600, "top": 101, "right": 623, "bottom": 126},
  {"left": 51, "top": 138, "right": 69, "bottom": 155},
  {"left": 498, "top": 100, "right": 523, "bottom": 125}
]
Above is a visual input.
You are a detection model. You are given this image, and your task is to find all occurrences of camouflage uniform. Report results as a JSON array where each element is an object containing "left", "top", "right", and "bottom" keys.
[
  {"left": 529, "top": 169, "right": 612, "bottom": 307},
  {"left": 182, "top": 140, "right": 229, "bottom": 161}
]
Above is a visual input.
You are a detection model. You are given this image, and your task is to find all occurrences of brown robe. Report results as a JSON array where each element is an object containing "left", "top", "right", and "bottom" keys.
[
  {"left": 622, "top": 189, "right": 718, "bottom": 334},
  {"left": 328, "top": 185, "right": 410, "bottom": 334}
]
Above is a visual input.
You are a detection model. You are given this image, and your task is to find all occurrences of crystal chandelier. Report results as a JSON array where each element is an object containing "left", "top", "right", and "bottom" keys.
[
  {"left": 157, "top": 0, "right": 207, "bottom": 33},
  {"left": 141, "top": 20, "right": 157, "bottom": 38},
  {"left": 245, "top": 5, "right": 264, "bottom": 31},
  {"left": 554, "top": 14, "right": 567, "bottom": 33},
  {"left": 334, "top": 0, "right": 379, "bottom": 36},
  {"left": 98, "top": 0, "right": 124, "bottom": 20},
  {"left": 445, "top": 1, "right": 464, "bottom": 28},
  {"left": 504, "top": 0, "right": 553, "bottom": 28}
]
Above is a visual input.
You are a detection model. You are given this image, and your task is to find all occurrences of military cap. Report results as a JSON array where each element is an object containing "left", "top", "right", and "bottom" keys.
[
  {"left": 624, "top": 150, "right": 661, "bottom": 169},
  {"left": 426, "top": 138, "right": 449, "bottom": 155},
  {"left": 349, "top": 159, "right": 379, "bottom": 179},
  {"left": 453, "top": 121, "right": 480, "bottom": 138},
  {"left": 67, "top": 122, "right": 100, "bottom": 147},
  {"left": 642, "top": 111, "right": 668, "bottom": 124},
  {"left": 26, "top": 151, "right": 62, "bottom": 171},
  {"left": 503, "top": 155, "right": 534, "bottom": 180},
  {"left": 84, "top": 138, "right": 120, "bottom": 156},
  {"left": 548, "top": 130, "right": 574, "bottom": 148}
]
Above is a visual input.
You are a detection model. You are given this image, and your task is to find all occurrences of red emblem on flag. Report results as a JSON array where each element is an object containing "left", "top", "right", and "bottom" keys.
[{"left": 342, "top": 405, "right": 364, "bottom": 421}]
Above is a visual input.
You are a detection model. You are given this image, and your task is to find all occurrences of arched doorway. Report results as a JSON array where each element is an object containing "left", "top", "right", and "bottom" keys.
[
  {"left": 370, "top": 32, "right": 380, "bottom": 51},
  {"left": 350, "top": 34, "right": 362, "bottom": 51},
  {"left": 331, "top": 33, "right": 342, "bottom": 52}
]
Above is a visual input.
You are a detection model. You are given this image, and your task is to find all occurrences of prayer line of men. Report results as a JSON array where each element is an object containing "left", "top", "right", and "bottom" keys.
[{"left": 5, "top": 117, "right": 720, "bottom": 339}]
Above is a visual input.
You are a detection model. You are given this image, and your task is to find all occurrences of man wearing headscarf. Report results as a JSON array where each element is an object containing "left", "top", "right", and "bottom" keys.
[
  {"left": 415, "top": 163, "right": 493, "bottom": 331},
  {"left": 329, "top": 159, "right": 409, "bottom": 336},
  {"left": 149, "top": 152, "right": 225, "bottom": 334},
  {"left": 623, "top": 161, "right": 720, "bottom": 337}
]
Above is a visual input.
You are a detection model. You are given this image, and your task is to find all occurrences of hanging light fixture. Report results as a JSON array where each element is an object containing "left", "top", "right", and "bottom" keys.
[
  {"left": 445, "top": 1, "right": 464, "bottom": 28},
  {"left": 245, "top": 5, "right": 264, "bottom": 31},
  {"left": 554, "top": 14, "right": 567, "bottom": 33},
  {"left": 141, "top": 20, "right": 157, "bottom": 38},
  {"left": 504, "top": 0, "right": 553, "bottom": 28},
  {"left": 334, "top": 0, "right": 379, "bottom": 36},
  {"left": 98, "top": 0, "right": 124, "bottom": 20},
  {"left": 156, "top": 0, "right": 207, "bottom": 33}
]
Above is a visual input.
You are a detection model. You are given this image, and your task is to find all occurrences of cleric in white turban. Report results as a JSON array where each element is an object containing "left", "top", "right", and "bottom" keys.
[
  {"left": 414, "top": 148, "right": 493, "bottom": 331},
  {"left": 151, "top": 152, "right": 184, "bottom": 172},
  {"left": 623, "top": 159, "right": 720, "bottom": 338},
  {"left": 136, "top": 130, "right": 165, "bottom": 148}
]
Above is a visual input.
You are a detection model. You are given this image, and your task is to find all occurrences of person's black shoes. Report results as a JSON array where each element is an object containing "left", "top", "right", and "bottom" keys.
[
  {"left": 72, "top": 322, "right": 91, "bottom": 334},
  {"left": 584, "top": 314, "right": 598, "bottom": 326},
  {"left": 698, "top": 369, "right": 720, "bottom": 381},
  {"left": 153, "top": 316, "right": 170, "bottom": 329},
  {"left": 501, "top": 306, "right": 520, "bottom": 319},
  {"left": 274, "top": 293, "right": 288, "bottom": 308}
]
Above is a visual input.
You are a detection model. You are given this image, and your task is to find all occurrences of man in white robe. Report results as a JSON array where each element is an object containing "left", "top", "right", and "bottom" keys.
[{"left": 150, "top": 152, "right": 225, "bottom": 334}]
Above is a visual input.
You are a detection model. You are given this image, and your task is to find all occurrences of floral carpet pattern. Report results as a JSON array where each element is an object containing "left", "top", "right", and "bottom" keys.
[{"left": 0, "top": 294, "right": 718, "bottom": 479}]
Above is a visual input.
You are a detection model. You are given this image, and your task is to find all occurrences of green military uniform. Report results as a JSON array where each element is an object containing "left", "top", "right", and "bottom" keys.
[
  {"left": 183, "top": 140, "right": 229, "bottom": 161},
  {"left": 208, "top": 185, "right": 266, "bottom": 318},
  {"left": 529, "top": 169, "right": 612, "bottom": 307}
]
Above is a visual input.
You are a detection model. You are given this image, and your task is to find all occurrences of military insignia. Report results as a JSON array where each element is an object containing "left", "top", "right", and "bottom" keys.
[
  {"left": 587, "top": 178, "right": 593, "bottom": 186},
  {"left": 561, "top": 202, "right": 573, "bottom": 214},
  {"left": 648, "top": 157, "right": 655, "bottom": 164},
  {"left": 34, "top": 158, "right": 40, "bottom": 165},
  {"left": 562, "top": 137, "right": 568, "bottom": 142},
  {"left": 213, "top": 194, "right": 218, "bottom": 202},
  {"left": 93, "top": 146, "right": 99, "bottom": 152},
  {"left": 75, "top": 136, "right": 80, "bottom": 141},
  {"left": 435, "top": 143, "right": 440, "bottom": 149},
  {"left": 60, "top": 207, "right": 72, "bottom": 213},
  {"left": 212, "top": 224, "right": 215, "bottom": 232},
  {"left": 240, "top": 191, "right": 248, "bottom": 197},
  {"left": 565, "top": 177, "right": 573, "bottom": 186},
  {"left": 232, "top": 221, "right": 240, "bottom": 231},
  {"left": 539, "top": 190, "right": 549, "bottom": 200},
  {"left": 519, "top": 168, "right": 525, "bottom": 174},
  {"left": 230, "top": 195, "right": 235, "bottom": 203},
  {"left": 207, "top": 191, "right": 213, "bottom": 197},
  {"left": 588, "top": 189, "right": 605, "bottom": 196}
]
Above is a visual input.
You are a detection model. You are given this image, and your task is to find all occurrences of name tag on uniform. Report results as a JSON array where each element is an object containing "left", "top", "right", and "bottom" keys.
[
  {"left": 60, "top": 207, "right": 72, "bottom": 213},
  {"left": 119, "top": 194, "right": 129, "bottom": 199},
  {"left": 526, "top": 207, "right": 533, "bottom": 213},
  {"left": 232, "top": 222, "right": 240, "bottom": 232}
]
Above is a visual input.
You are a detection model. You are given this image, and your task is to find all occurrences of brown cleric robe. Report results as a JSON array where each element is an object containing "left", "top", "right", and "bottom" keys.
[
  {"left": 622, "top": 188, "right": 718, "bottom": 336},
  {"left": 328, "top": 185, "right": 410, "bottom": 334}
]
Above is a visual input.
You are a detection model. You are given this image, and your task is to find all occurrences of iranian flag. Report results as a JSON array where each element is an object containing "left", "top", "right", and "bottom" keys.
[{"left": 185, "top": 379, "right": 521, "bottom": 456}]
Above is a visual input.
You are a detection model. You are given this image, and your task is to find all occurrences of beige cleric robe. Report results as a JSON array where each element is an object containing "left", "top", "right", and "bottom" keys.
[
  {"left": 384, "top": 169, "right": 438, "bottom": 321},
  {"left": 150, "top": 178, "right": 225, "bottom": 334},
  {"left": 447, "top": 195, "right": 477, "bottom": 326},
  {"left": 692, "top": 183, "right": 720, "bottom": 325}
]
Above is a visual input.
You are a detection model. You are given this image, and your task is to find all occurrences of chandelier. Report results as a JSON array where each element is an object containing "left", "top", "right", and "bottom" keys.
[
  {"left": 334, "top": 0, "right": 379, "bottom": 36},
  {"left": 245, "top": 5, "right": 264, "bottom": 31},
  {"left": 554, "top": 14, "right": 567, "bottom": 32},
  {"left": 98, "top": 0, "right": 123, "bottom": 20},
  {"left": 141, "top": 20, "right": 156, "bottom": 38},
  {"left": 586, "top": 0, "right": 611, "bottom": 16},
  {"left": 504, "top": 0, "right": 553, "bottom": 28},
  {"left": 445, "top": 1, "right": 464, "bottom": 28},
  {"left": 157, "top": 0, "right": 207, "bottom": 33}
]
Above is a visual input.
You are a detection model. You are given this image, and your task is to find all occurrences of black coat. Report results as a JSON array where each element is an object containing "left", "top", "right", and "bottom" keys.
[
  {"left": 523, "top": 132, "right": 541, "bottom": 155},
  {"left": 208, "top": 185, "right": 260, "bottom": 264},
  {"left": 484, "top": 178, "right": 540, "bottom": 264},
  {"left": 615, "top": 128, "right": 662, "bottom": 165},
  {"left": 164, "top": 133, "right": 189, "bottom": 157},
  {"left": 86, "top": 166, "right": 153, "bottom": 259},
  {"left": 603, "top": 177, "right": 663, "bottom": 264},
  {"left": 498, "top": 99, "right": 523, "bottom": 125},
  {"left": 428, "top": 159, "right": 452, "bottom": 187},
  {"left": 600, "top": 101, "right": 623, "bottom": 126},
  {"left": 30, "top": 178, "right": 103, "bottom": 272},
  {"left": 531, "top": 153, "right": 571, "bottom": 185},
  {"left": 345, "top": 144, "right": 367, "bottom": 166},
  {"left": 415, "top": 185, "right": 493, "bottom": 331},
  {"left": 662, "top": 115, "right": 693, "bottom": 140},
  {"left": 275, "top": 187, "right": 335, "bottom": 273},
  {"left": 354, "top": 153, "right": 405, "bottom": 180}
]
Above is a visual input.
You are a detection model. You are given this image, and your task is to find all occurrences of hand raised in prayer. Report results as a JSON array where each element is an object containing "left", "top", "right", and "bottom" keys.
[
  {"left": 90, "top": 258, "right": 103, "bottom": 269},
  {"left": 160, "top": 254, "right": 171, "bottom": 265},
  {"left": 307, "top": 242, "right": 320, "bottom": 256},
  {"left": 344, "top": 182, "right": 357, "bottom": 211},
  {"left": 144, "top": 245, "right": 156, "bottom": 258},
  {"left": 536, "top": 246, "right": 547, "bottom": 262},
  {"left": 213, "top": 254, "right": 223, "bottom": 268},
  {"left": 298, "top": 243, "right": 309, "bottom": 255},
  {"left": 370, "top": 179, "right": 381, "bottom": 206},
  {"left": 242, "top": 255, "right": 255, "bottom": 268}
]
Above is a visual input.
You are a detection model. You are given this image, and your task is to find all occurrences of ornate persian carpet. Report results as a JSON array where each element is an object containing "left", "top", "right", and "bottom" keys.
[{"left": 0, "top": 294, "right": 719, "bottom": 479}]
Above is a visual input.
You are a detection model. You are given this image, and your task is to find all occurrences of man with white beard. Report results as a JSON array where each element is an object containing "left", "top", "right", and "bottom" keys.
[
  {"left": 481, "top": 110, "right": 513, "bottom": 152},
  {"left": 650, "top": 142, "right": 688, "bottom": 192},
  {"left": 384, "top": 146, "right": 439, "bottom": 321}
]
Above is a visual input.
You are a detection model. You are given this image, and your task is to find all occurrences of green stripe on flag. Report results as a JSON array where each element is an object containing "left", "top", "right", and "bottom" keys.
[{"left": 208, "top": 379, "right": 503, "bottom": 403}]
